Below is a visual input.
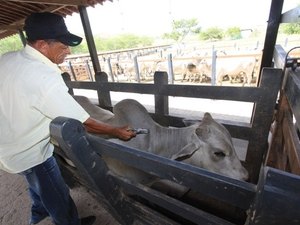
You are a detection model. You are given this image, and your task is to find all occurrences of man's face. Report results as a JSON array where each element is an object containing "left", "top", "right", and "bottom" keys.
[{"left": 46, "top": 41, "right": 71, "bottom": 64}]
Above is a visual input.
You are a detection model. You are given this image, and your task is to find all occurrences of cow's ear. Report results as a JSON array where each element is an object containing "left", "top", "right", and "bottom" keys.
[
  {"left": 171, "top": 142, "right": 198, "bottom": 161},
  {"left": 196, "top": 126, "right": 210, "bottom": 140}
]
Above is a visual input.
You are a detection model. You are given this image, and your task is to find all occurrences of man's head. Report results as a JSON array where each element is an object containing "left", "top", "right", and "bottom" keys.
[
  {"left": 24, "top": 12, "right": 82, "bottom": 47},
  {"left": 24, "top": 12, "right": 82, "bottom": 64}
]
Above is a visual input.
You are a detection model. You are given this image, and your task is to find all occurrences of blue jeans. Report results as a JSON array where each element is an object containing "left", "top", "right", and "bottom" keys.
[{"left": 20, "top": 156, "right": 80, "bottom": 225}]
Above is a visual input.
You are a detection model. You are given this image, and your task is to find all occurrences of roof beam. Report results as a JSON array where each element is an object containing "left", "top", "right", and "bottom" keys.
[
  {"left": 6, "top": 0, "right": 88, "bottom": 6},
  {"left": 0, "top": 25, "right": 23, "bottom": 31}
]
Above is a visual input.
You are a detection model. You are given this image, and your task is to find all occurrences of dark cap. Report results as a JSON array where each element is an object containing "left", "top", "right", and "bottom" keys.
[{"left": 24, "top": 12, "right": 82, "bottom": 47}]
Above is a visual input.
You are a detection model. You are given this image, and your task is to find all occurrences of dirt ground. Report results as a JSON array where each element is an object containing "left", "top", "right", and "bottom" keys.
[{"left": 0, "top": 169, "right": 119, "bottom": 225}]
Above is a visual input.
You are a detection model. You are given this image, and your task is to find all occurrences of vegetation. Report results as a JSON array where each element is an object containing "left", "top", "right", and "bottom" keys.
[
  {"left": 0, "top": 35, "right": 23, "bottom": 55},
  {"left": 226, "top": 27, "right": 242, "bottom": 40},
  {"left": 280, "top": 23, "right": 300, "bottom": 35},
  {"left": 162, "top": 19, "right": 244, "bottom": 42},
  {"left": 163, "top": 18, "right": 200, "bottom": 42},
  {"left": 72, "top": 34, "right": 154, "bottom": 54},
  {"left": 0, "top": 33, "right": 154, "bottom": 55},
  {"left": 199, "top": 27, "right": 224, "bottom": 41}
]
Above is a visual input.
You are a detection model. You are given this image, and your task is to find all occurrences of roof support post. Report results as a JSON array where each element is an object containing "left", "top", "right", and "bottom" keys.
[
  {"left": 18, "top": 29, "right": 26, "bottom": 47},
  {"left": 78, "top": 5, "right": 101, "bottom": 74},
  {"left": 259, "top": 0, "right": 284, "bottom": 77}
]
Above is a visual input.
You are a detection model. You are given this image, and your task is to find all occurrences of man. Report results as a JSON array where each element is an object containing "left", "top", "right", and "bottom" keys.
[{"left": 0, "top": 12, "right": 136, "bottom": 225}]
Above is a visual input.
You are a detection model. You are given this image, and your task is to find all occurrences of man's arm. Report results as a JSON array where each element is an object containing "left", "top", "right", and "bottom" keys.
[{"left": 83, "top": 117, "right": 136, "bottom": 141}]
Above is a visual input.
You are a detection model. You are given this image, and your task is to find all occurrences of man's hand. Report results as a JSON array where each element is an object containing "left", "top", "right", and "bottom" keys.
[{"left": 114, "top": 126, "right": 136, "bottom": 141}]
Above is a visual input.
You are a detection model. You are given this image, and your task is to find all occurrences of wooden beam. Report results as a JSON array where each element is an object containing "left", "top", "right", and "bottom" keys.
[
  {"left": 6, "top": 0, "right": 87, "bottom": 6},
  {"left": 0, "top": 25, "right": 23, "bottom": 31},
  {"left": 79, "top": 5, "right": 101, "bottom": 73},
  {"left": 259, "top": 0, "right": 284, "bottom": 73}
]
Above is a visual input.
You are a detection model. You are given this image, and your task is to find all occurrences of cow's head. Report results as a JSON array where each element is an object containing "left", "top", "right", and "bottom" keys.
[{"left": 171, "top": 113, "right": 249, "bottom": 181}]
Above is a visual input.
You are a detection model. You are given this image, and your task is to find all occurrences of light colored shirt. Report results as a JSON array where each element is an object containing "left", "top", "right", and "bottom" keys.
[{"left": 0, "top": 45, "right": 90, "bottom": 173}]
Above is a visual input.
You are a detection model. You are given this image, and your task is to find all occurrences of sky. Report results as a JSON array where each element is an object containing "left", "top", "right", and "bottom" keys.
[{"left": 65, "top": 0, "right": 300, "bottom": 37}]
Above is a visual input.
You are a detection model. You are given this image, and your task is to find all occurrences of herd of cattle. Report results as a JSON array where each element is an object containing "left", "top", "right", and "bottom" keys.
[{"left": 60, "top": 53, "right": 260, "bottom": 86}]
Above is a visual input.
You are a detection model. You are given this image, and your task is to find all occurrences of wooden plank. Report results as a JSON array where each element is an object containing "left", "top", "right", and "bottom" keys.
[
  {"left": 161, "top": 85, "right": 262, "bottom": 102},
  {"left": 88, "top": 134, "right": 256, "bottom": 210},
  {"left": 248, "top": 167, "right": 300, "bottom": 225},
  {"left": 55, "top": 153, "right": 181, "bottom": 225},
  {"left": 245, "top": 68, "right": 283, "bottom": 183},
  {"left": 113, "top": 175, "right": 236, "bottom": 225},
  {"left": 282, "top": 116, "right": 300, "bottom": 174},
  {"left": 79, "top": 6, "right": 102, "bottom": 74},
  {"left": 124, "top": 198, "right": 182, "bottom": 225},
  {"left": 285, "top": 71, "right": 300, "bottom": 130},
  {"left": 266, "top": 92, "right": 288, "bottom": 170},
  {"left": 259, "top": 0, "right": 284, "bottom": 74},
  {"left": 94, "top": 72, "right": 112, "bottom": 107},
  {"left": 50, "top": 117, "right": 134, "bottom": 224},
  {"left": 273, "top": 45, "right": 287, "bottom": 70},
  {"left": 154, "top": 71, "right": 169, "bottom": 115}
]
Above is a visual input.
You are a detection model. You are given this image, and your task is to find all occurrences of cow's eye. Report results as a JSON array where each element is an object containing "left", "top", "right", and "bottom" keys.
[{"left": 214, "top": 151, "right": 226, "bottom": 157}]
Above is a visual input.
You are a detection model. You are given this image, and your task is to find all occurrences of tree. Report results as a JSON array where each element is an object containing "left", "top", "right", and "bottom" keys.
[
  {"left": 280, "top": 23, "right": 300, "bottom": 35},
  {"left": 199, "top": 27, "right": 224, "bottom": 41},
  {"left": 163, "top": 18, "right": 200, "bottom": 42},
  {"left": 0, "top": 35, "right": 23, "bottom": 55},
  {"left": 226, "top": 27, "right": 242, "bottom": 40}
]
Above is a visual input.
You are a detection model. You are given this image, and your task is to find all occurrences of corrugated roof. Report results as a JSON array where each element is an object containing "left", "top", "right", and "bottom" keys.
[{"left": 0, "top": 0, "right": 109, "bottom": 39}]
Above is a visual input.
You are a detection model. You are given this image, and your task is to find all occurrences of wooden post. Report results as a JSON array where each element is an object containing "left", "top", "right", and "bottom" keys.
[
  {"left": 259, "top": 0, "right": 284, "bottom": 74},
  {"left": 167, "top": 53, "right": 174, "bottom": 84},
  {"left": 18, "top": 29, "right": 26, "bottom": 47},
  {"left": 211, "top": 49, "right": 217, "bottom": 86},
  {"left": 154, "top": 71, "right": 169, "bottom": 116},
  {"left": 245, "top": 68, "right": 283, "bottom": 183},
  {"left": 133, "top": 55, "right": 140, "bottom": 83},
  {"left": 78, "top": 6, "right": 102, "bottom": 74},
  {"left": 85, "top": 60, "right": 94, "bottom": 81},
  {"left": 95, "top": 72, "right": 112, "bottom": 107},
  {"left": 67, "top": 61, "right": 77, "bottom": 81},
  {"left": 61, "top": 72, "right": 74, "bottom": 95},
  {"left": 107, "top": 57, "right": 115, "bottom": 82}
]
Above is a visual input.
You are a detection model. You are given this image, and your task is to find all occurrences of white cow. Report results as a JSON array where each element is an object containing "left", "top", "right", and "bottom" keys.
[
  {"left": 73, "top": 95, "right": 249, "bottom": 186},
  {"left": 182, "top": 59, "right": 211, "bottom": 83},
  {"left": 216, "top": 57, "right": 257, "bottom": 86}
]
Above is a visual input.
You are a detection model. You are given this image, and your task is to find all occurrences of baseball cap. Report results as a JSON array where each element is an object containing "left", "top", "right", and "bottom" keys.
[{"left": 24, "top": 12, "right": 82, "bottom": 47}]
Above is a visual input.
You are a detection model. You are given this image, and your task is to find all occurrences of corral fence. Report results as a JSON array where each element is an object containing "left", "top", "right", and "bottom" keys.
[
  {"left": 61, "top": 51, "right": 262, "bottom": 85},
  {"left": 60, "top": 36, "right": 299, "bottom": 85}
]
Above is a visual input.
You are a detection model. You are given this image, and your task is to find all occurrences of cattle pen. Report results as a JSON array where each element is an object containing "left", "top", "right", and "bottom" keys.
[{"left": 1, "top": 0, "right": 300, "bottom": 225}]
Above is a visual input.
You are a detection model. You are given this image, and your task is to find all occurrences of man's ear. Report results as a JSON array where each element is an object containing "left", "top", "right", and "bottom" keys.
[{"left": 30, "top": 40, "right": 49, "bottom": 55}]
